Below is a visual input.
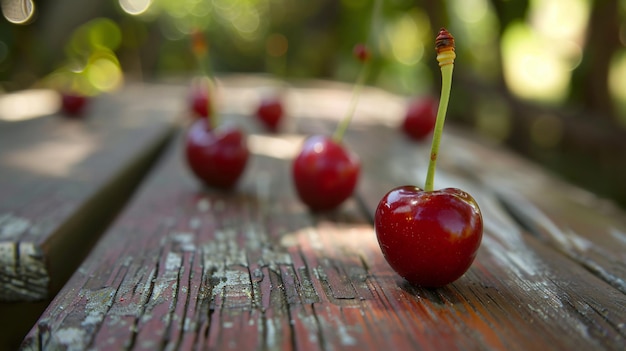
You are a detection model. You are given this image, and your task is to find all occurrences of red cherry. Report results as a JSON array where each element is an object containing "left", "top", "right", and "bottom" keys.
[
  {"left": 353, "top": 43, "right": 371, "bottom": 62},
  {"left": 375, "top": 186, "right": 483, "bottom": 288},
  {"left": 292, "top": 135, "right": 360, "bottom": 211},
  {"left": 185, "top": 118, "right": 249, "bottom": 189},
  {"left": 402, "top": 97, "right": 437, "bottom": 140},
  {"left": 189, "top": 79, "right": 212, "bottom": 118},
  {"left": 60, "top": 92, "right": 88, "bottom": 117},
  {"left": 255, "top": 96, "right": 284, "bottom": 132}
]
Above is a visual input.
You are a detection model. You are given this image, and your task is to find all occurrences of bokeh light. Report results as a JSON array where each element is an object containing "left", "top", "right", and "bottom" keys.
[
  {"left": 448, "top": 0, "right": 499, "bottom": 80},
  {"left": 501, "top": 22, "right": 571, "bottom": 103},
  {"left": 119, "top": 0, "right": 152, "bottom": 16},
  {"left": 452, "top": 0, "right": 489, "bottom": 24},
  {"left": 40, "top": 17, "right": 126, "bottom": 96},
  {"left": 374, "top": 7, "right": 432, "bottom": 95},
  {"left": 609, "top": 49, "right": 626, "bottom": 125},
  {"left": 1, "top": 0, "right": 35, "bottom": 24},
  {"left": 85, "top": 53, "right": 124, "bottom": 92},
  {"left": 501, "top": 0, "right": 590, "bottom": 104},
  {"left": 267, "top": 33, "right": 288, "bottom": 58},
  {"left": 384, "top": 11, "right": 425, "bottom": 66}
]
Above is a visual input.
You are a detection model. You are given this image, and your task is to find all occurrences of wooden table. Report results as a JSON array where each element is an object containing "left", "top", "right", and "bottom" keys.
[
  {"left": 6, "top": 76, "right": 626, "bottom": 350},
  {"left": 0, "top": 84, "right": 182, "bottom": 348}
]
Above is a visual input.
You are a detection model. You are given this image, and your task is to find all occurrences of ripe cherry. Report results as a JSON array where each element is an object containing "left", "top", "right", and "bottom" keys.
[
  {"left": 292, "top": 43, "right": 370, "bottom": 211},
  {"left": 402, "top": 97, "right": 437, "bottom": 140},
  {"left": 375, "top": 186, "right": 482, "bottom": 287},
  {"left": 185, "top": 30, "right": 248, "bottom": 189},
  {"left": 374, "top": 28, "right": 483, "bottom": 287},
  {"left": 292, "top": 135, "right": 360, "bottom": 211},
  {"left": 185, "top": 118, "right": 249, "bottom": 189},
  {"left": 60, "top": 91, "right": 88, "bottom": 117},
  {"left": 188, "top": 78, "right": 212, "bottom": 118},
  {"left": 353, "top": 43, "right": 371, "bottom": 62},
  {"left": 255, "top": 95, "right": 284, "bottom": 132}
]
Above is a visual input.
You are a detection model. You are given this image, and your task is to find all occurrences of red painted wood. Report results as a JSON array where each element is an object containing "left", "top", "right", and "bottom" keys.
[
  {"left": 18, "top": 79, "right": 626, "bottom": 350},
  {"left": 0, "top": 83, "right": 184, "bottom": 350}
]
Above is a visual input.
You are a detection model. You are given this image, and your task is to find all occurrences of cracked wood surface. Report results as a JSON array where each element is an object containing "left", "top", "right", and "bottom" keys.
[{"left": 19, "top": 78, "right": 626, "bottom": 350}]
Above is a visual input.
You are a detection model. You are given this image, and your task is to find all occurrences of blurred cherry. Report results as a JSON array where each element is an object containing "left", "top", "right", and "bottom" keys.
[
  {"left": 185, "top": 118, "right": 249, "bottom": 189},
  {"left": 292, "top": 43, "right": 370, "bottom": 211},
  {"left": 60, "top": 91, "right": 89, "bottom": 117},
  {"left": 292, "top": 135, "right": 360, "bottom": 211},
  {"left": 402, "top": 97, "right": 437, "bottom": 140},
  {"left": 256, "top": 95, "right": 284, "bottom": 132},
  {"left": 189, "top": 78, "right": 212, "bottom": 118}
]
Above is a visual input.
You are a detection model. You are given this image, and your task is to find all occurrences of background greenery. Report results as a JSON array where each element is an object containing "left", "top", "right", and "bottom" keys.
[{"left": 1, "top": 0, "right": 626, "bottom": 207}]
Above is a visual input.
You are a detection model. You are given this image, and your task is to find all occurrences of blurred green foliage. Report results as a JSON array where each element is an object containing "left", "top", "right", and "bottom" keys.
[
  {"left": 1, "top": 0, "right": 439, "bottom": 95},
  {"left": 1, "top": 0, "right": 626, "bottom": 206},
  {"left": 0, "top": 0, "right": 623, "bottom": 107}
]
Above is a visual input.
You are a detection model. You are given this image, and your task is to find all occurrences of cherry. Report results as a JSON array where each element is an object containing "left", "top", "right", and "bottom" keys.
[
  {"left": 185, "top": 118, "right": 249, "bottom": 189},
  {"left": 353, "top": 43, "right": 371, "bottom": 62},
  {"left": 374, "top": 28, "right": 483, "bottom": 287},
  {"left": 185, "top": 29, "right": 248, "bottom": 189},
  {"left": 375, "top": 186, "right": 482, "bottom": 287},
  {"left": 292, "top": 135, "right": 360, "bottom": 211},
  {"left": 292, "top": 43, "right": 370, "bottom": 211},
  {"left": 402, "top": 97, "right": 437, "bottom": 140},
  {"left": 60, "top": 92, "right": 88, "bottom": 117},
  {"left": 188, "top": 30, "right": 215, "bottom": 119},
  {"left": 255, "top": 95, "right": 284, "bottom": 132},
  {"left": 188, "top": 78, "right": 212, "bottom": 118}
]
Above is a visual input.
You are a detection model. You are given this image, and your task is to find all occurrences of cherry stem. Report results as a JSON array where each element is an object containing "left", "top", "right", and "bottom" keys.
[
  {"left": 332, "top": 0, "right": 380, "bottom": 143},
  {"left": 205, "top": 77, "right": 219, "bottom": 129},
  {"left": 192, "top": 30, "right": 219, "bottom": 128},
  {"left": 424, "top": 28, "right": 456, "bottom": 192},
  {"left": 333, "top": 59, "right": 370, "bottom": 143}
]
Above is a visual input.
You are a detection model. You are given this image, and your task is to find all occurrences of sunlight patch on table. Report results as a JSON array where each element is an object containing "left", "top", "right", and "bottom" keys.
[
  {"left": 3, "top": 140, "right": 97, "bottom": 177},
  {"left": 248, "top": 133, "right": 303, "bottom": 160},
  {"left": 0, "top": 89, "right": 60, "bottom": 122}
]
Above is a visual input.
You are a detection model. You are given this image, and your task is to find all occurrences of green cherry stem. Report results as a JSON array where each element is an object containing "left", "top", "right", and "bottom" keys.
[
  {"left": 424, "top": 28, "right": 456, "bottom": 192},
  {"left": 332, "top": 59, "right": 371, "bottom": 143},
  {"left": 332, "top": 0, "right": 380, "bottom": 143},
  {"left": 191, "top": 29, "right": 219, "bottom": 128},
  {"left": 205, "top": 77, "right": 219, "bottom": 129}
]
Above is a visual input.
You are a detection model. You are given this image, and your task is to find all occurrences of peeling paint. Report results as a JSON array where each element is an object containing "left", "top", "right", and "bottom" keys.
[
  {"left": 54, "top": 327, "right": 86, "bottom": 351},
  {"left": 170, "top": 232, "right": 196, "bottom": 252},
  {"left": 0, "top": 241, "right": 49, "bottom": 301},
  {"left": 609, "top": 227, "right": 626, "bottom": 245},
  {"left": 85, "top": 287, "right": 116, "bottom": 314},
  {"left": 188, "top": 217, "right": 201, "bottom": 230},
  {"left": 196, "top": 198, "right": 210, "bottom": 212},
  {"left": 266, "top": 317, "right": 277, "bottom": 348},
  {"left": 336, "top": 322, "right": 357, "bottom": 346},
  {"left": 82, "top": 309, "right": 104, "bottom": 327},
  {"left": 212, "top": 269, "right": 251, "bottom": 299},
  {"left": 0, "top": 213, "right": 31, "bottom": 240},
  {"left": 165, "top": 252, "right": 182, "bottom": 271}
]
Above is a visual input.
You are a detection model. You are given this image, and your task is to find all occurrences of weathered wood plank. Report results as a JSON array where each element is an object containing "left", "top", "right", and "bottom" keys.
[
  {"left": 426, "top": 127, "right": 626, "bottom": 294},
  {"left": 0, "top": 84, "right": 181, "bottom": 351},
  {"left": 345, "top": 121, "right": 626, "bottom": 350},
  {"left": 20, "top": 79, "right": 626, "bottom": 351},
  {"left": 0, "top": 84, "right": 181, "bottom": 303}
]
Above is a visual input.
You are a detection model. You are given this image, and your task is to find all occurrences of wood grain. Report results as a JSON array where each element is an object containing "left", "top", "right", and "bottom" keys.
[
  {"left": 19, "top": 80, "right": 626, "bottom": 350},
  {"left": 0, "top": 84, "right": 181, "bottom": 303}
]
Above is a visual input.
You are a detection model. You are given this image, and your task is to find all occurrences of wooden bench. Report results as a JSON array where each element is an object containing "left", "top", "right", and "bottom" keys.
[
  {"left": 8, "top": 77, "right": 626, "bottom": 350},
  {"left": 0, "top": 83, "right": 183, "bottom": 348}
]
